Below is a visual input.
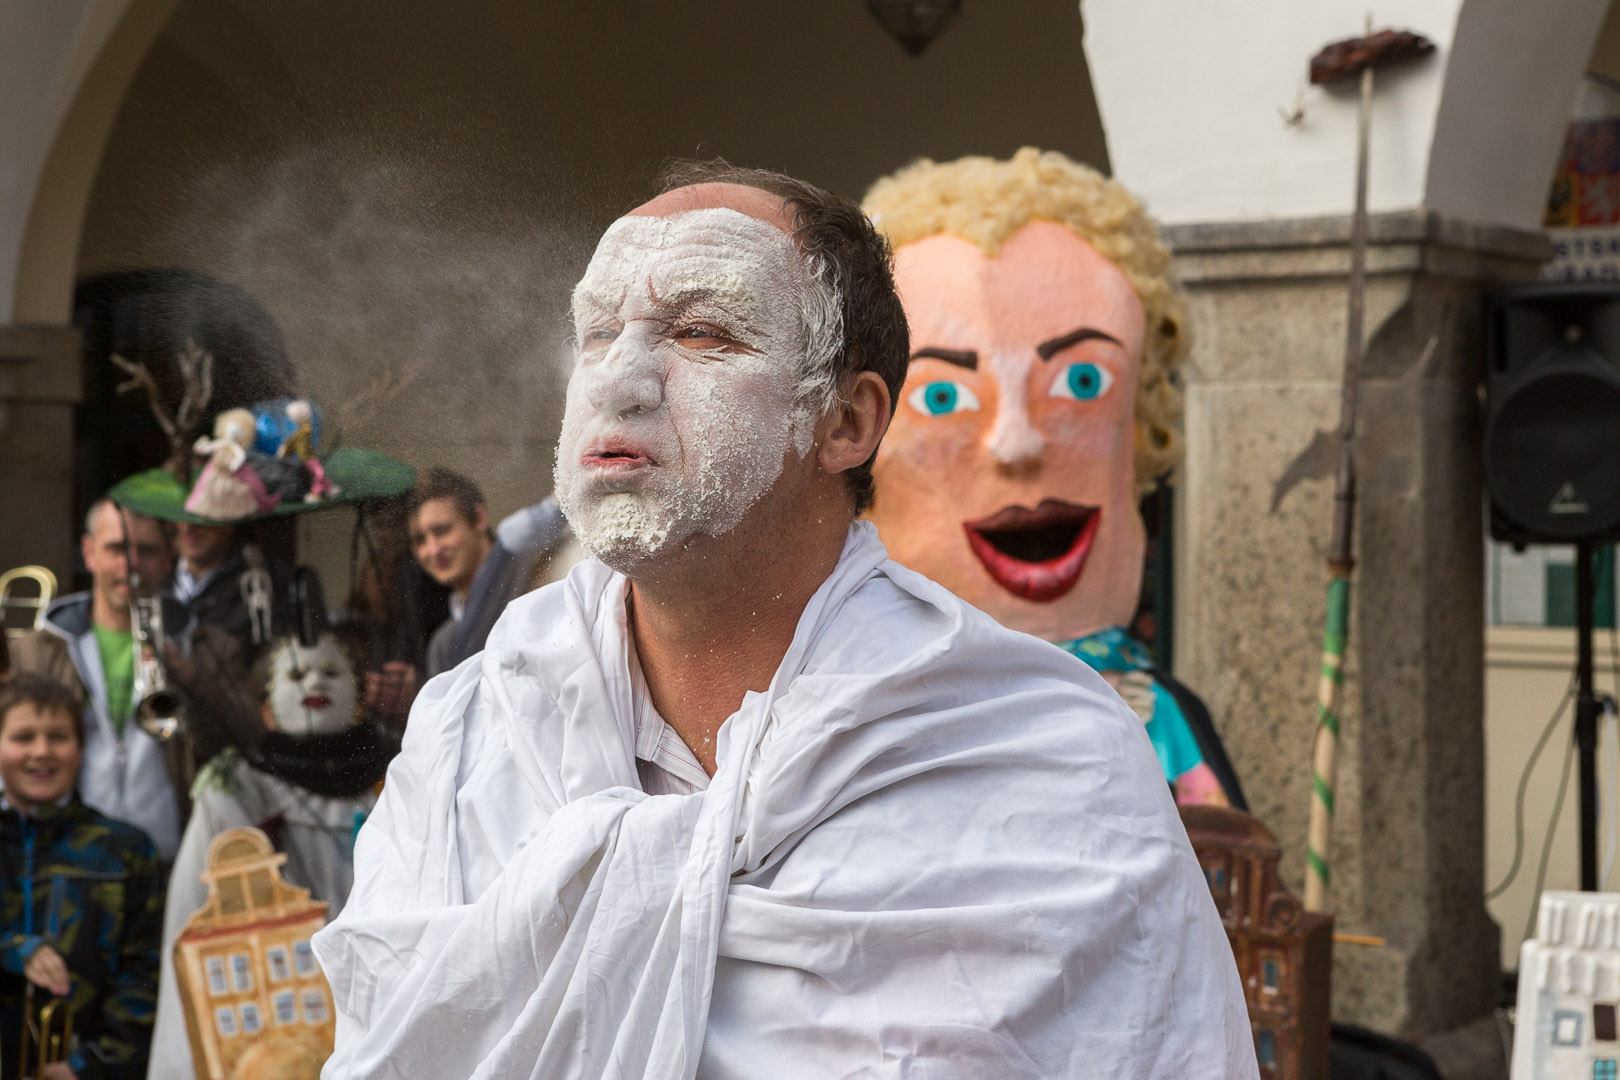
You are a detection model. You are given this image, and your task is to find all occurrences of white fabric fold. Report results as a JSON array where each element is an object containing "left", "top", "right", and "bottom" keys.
[{"left": 314, "top": 524, "right": 1256, "bottom": 1079}]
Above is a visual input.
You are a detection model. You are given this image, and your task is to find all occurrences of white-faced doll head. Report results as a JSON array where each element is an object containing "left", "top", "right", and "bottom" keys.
[{"left": 261, "top": 632, "right": 362, "bottom": 736}]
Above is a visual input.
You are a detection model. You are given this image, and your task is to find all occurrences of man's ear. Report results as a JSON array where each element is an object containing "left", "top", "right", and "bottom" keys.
[
  {"left": 80, "top": 532, "right": 96, "bottom": 573},
  {"left": 817, "top": 371, "right": 892, "bottom": 479},
  {"left": 474, "top": 504, "right": 491, "bottom": 534}
]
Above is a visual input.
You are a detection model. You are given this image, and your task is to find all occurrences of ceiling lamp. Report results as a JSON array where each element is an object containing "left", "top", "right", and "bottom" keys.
[{"left": 866, "top": 0, "right": 962, "bottom": 57}]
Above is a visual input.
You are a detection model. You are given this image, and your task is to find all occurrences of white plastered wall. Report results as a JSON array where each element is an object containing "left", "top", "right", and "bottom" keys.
[{"left": 1083, "top": 0, "right": 1607, "bottom": 231}]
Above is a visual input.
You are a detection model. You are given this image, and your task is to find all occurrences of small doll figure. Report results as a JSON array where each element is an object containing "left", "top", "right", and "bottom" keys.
[
  {"left": 186, "top": 407, "right": 279, "bottom": 519},
  {"left": 277, "top": 399, "right": 316, "bottom": 461},
  {"left": 277, "top": 399, "right": 337, "bottom": 502}
]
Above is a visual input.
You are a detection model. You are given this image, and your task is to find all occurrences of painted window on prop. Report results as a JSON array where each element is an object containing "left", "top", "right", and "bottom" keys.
[
  {"left": 1596, "top": 1003, "right": 1618, "bottom": 1042},
  {"left": 1261, "top": 952, "right": 1284, "bottom": 994},
  {"left": 267, "top": 945, "right": 291, "bottom": 983},
  {"left": 1201, "top": 855, "right": 1232, "bottom": 911},
  {"left": 1255, "top": 1028, "right": 1278, "bottom": 1070},
  {"left": 205, "top": 956, "right": 228, "bottom": 997},
  {"left": 273, "top": 991, "right": 297, "bottom": 1026},
  {"left": 1593, "top": 1059, "right": 1617, "bottom": 1080}
]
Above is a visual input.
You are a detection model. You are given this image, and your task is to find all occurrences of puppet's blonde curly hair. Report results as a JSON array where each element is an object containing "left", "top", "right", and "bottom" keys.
[{"left": 861, "top": 147, "right": 1188, "bottom": 491}]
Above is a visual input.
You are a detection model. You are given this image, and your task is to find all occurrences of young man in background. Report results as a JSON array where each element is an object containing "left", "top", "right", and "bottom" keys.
[{"left": 366, "top": 469, "right": 566, "bottom": 719}]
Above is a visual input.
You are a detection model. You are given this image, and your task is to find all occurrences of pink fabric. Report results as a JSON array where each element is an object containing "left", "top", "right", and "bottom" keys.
[
  {"left": 184, "top": 461, "right": 279, "bottom": 519},
  {"left": 305, "top": 457, "right": 336, "bottom": 499},
  {"left": 1174, "top": 762, "right": 1227, "bottom": 807}
]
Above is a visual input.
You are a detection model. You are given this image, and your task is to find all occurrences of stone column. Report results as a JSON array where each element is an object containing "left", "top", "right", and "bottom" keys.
[
  {"left": 1165, "top": 211, "right": 1549, "bottom": 1040},
  {"left": 0, "top": 325, "right": 82, "bottom": 581}
]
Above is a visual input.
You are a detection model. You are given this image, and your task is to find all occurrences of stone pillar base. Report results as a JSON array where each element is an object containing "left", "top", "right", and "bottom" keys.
[{"left": 1162, "top": 211, "right": 1550, "bottom": 1038}]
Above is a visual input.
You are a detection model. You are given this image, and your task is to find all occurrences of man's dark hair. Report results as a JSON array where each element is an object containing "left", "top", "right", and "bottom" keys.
[
  {"left": 0, "top": 673, "right": 85, "bottom": 745},
  {"left": 408, "top": 467, "right": 488, "bottom": 530},
  {"left": 655, "top": 160, "right": 910, "bottom": 515}
]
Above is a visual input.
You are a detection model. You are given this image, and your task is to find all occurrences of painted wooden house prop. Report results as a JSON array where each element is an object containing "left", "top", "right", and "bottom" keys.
[
  {"left": 172, "top": 827, "right": 334, "bottom": 1080},
  {"left": 1513, "top": 891, "right": 1620, "bottom": 1080},
  {"left": 1181, "top": 805, "right": 1333, "bottom": 1080}
]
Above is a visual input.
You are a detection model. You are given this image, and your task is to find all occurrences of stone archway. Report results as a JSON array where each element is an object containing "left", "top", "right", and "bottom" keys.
[
  {"left": 0, "top": 0, "right": 177, "bottom": 575},
  {"left": 6, "top": 0, "right": 178, "bottom": 324},
  {"left": 1427, "top": 0, "right": 1611, "bottom": 227}
]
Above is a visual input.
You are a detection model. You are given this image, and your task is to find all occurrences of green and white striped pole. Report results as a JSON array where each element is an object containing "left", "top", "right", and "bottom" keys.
[
  {"left": 1304, "top": 34, "right": 1369, "bottom": 913},
  {"left": 1306, "top": 572, "right": 1351, "bottom": 912}
]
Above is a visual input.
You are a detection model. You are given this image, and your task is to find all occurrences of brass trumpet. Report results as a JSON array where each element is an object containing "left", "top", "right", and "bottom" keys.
[
  {"left": 130, "top": 594, "right": 185, "bottom": 741},
  {"left": 17, "top": 995, "right": 73, "bottom": 1079}
]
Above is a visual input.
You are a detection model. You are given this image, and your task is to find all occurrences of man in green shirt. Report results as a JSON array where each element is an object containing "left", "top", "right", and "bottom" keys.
[{"left": 92, "top": 623, "right": 134, "bottom": 736}]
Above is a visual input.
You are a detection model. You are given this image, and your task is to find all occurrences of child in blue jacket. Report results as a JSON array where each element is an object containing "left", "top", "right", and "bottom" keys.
[{"left": 0, "top": 673, "right": 163, "bottom": 1080}]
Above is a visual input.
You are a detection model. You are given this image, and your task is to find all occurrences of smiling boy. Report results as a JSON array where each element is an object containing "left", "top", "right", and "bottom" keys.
[{"left": 0, "top": 673, "right": 163, "bottom": 1080}]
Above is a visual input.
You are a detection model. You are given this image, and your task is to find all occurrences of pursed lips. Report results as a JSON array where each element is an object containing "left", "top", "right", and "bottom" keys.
[{"left": 582, "top": 438, "right": 657, "bottom": 470}]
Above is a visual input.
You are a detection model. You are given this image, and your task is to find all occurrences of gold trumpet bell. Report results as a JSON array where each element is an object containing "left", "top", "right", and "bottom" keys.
[{"left": 19, "top": 996, "right": 73, "bottom": 1079}]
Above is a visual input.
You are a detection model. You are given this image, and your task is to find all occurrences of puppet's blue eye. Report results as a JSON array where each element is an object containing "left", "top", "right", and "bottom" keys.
[
  {"left": 1051, "top": 362, "right": 1113, "bottom": 402},
  {"left": 907, "top": 381, "right": 981, "bottom": 417}
]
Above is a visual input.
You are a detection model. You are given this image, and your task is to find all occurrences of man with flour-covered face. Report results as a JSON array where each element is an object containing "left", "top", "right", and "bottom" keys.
[{"left": 315, "top": 165, "right": 1254, "bottom": 1079}]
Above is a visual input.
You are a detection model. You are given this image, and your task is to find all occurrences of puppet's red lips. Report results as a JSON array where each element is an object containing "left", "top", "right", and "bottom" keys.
[
  {"left": 301, "top": 694, "right": 332, "bottom": 709},
  {"left": 962, "top": 500, "right": 1100, "bottom": 603}
]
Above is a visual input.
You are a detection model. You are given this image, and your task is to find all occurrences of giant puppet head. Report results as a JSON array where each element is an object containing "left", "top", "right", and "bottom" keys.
[{"left": 862, "top": 149, "right": 1188, "bottom": 642}]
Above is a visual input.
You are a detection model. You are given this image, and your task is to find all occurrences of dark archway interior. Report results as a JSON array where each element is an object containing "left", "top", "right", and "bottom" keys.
[{"left": 77, "top": 0, "right": 1108, "bottom": 508}]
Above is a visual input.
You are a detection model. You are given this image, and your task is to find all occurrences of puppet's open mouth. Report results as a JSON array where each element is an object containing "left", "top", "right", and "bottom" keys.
[
  {"left": 962, "top": 500, "right": 1100, "bottom": 603},
  {"left": 301, "top": 694, "right": 332, "bottom": 709}
]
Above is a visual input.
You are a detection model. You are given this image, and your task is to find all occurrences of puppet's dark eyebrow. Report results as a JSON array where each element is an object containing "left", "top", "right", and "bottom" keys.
[
  {"left": 1036, "top": 327, "right": 1122, "bottom": 361},
  {"left": 910, "top": 347, "right": 978, "bottom": 369}
]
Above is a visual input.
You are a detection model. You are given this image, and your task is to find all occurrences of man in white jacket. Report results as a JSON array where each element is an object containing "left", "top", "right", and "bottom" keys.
[{"left": 314, "top": 164, "right": 1258, "bottom": 1079}]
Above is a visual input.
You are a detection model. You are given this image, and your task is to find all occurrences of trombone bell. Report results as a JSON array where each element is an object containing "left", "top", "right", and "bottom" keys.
[
  {"left": 130, "top": 596, "right": 186, "bottom": 741},
  {"left": 135, "top": 688, "right": 185, "bottom": 740}
]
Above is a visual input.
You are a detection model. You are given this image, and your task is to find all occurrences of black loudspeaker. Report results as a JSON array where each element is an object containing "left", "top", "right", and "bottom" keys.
[{"left": 1484, "top": 283, "right": 1620, "bottom": 546}]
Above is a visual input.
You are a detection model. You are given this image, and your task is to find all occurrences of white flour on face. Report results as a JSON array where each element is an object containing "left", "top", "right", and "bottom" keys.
[{"left": 555, "top": 208, "right": 820, "bottom": 569}]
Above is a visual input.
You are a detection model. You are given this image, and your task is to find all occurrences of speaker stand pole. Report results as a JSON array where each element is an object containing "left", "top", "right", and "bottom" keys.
[{"left": 1578, "top": 541, "right": 1600, "bottom": 891}]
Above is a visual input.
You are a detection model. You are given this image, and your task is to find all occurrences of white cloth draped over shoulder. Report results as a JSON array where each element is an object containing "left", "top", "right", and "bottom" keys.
[{"left": 313, "top": 524, "right": 1256, "bottom": 1079}]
